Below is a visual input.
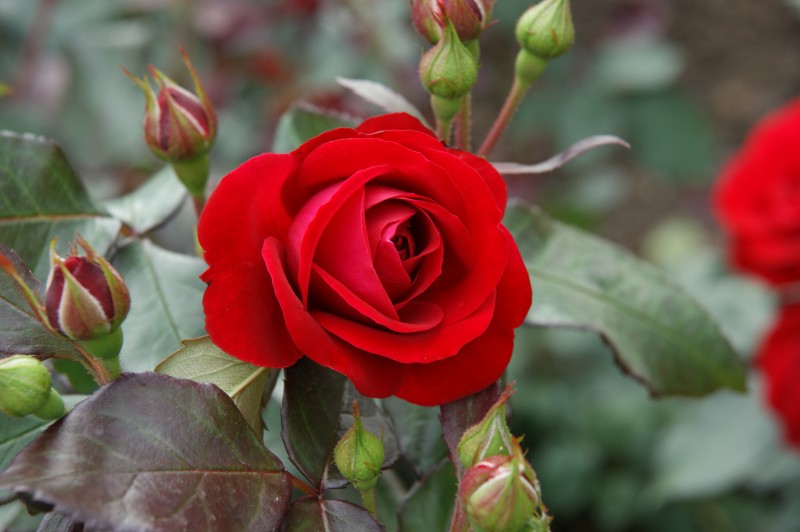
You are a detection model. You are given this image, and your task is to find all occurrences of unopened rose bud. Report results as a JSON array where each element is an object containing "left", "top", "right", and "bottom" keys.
[
  {"left": 45, "top": 237, "right": 130, "bottom": 349},
  {"left": 411, "top": 0, "right": 443, "bottom": 44},
  {"left": 457, "top": 385, "right": 515, "bottom": 468},
  {"left": 459, "top": 441, "right": 551, "bottom": 532},
  {"left": 333, "top": 402, "right": 385, "bottom": 492},
  {"left": 125, "top": 49, "right": 217, "bottom": 198},
  {"left": 0, "top": 355, "right": 64, "bottom": 419},
  {"left": 412, "top": 0, "right": 494, "bottom": 44},
  {"left": 516, "top": 0, "right": 575, "bottom": 60},
  {"left": 419, "top": 19, "right": 478, "bottom": 101}
]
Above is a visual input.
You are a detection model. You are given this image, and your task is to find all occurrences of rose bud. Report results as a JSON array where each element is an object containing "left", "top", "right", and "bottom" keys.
[
  {"left": 457, "top": 385, "right": 515, "bottom": 468},
  {"left": 0, "top": 355, "right": 65, "bottom": 419},
  {"left": 45, "top": 237, "right": 130, "bottom": 354},
  {"left": 419, "top": 18, "right": 478, "bottom": 136},
  {"left": 334, "top": 402, "right": 385, "bottom": 491},
  {"left": 459, "top": 442, "right": 551, "bottom": 532},
  {"left": 125, "top": 49, "right": 217, "bottom": 198},
  {"left": 412, "top": 0, "right": 495, "bottom": 45},
  {"left": 516, "top": 0, "right": 575, "bottom": 60},
  {"left": 411, "top": 0, "right": 443, "bottom": 44},
  {"left": 419, "top": 19, "right": 478, "bottom": 100}
]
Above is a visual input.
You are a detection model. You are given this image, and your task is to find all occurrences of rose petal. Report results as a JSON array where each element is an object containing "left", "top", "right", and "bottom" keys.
[
  {"left": 355, "top": 113, "right": 438, "bottom": 137},
  {"left": 202, "top": 264, "right": 303, "bottom": 368},
  {"left": 199, "top": 153, "right": 297, "bottom": 267},
  {"left": 313, "top": 292, "right": 495, "bottom": 363},
  {"left": 312, "top": 264, "right": 444, "bottom": 332},
  {"left": 262, "top": 237, "right": 403, "bottom": 397},
  {"left": 287, "top": 164, "right": 398, "bottom": 315},
  {"left": 393, "top": 230, "right": 532, "bottom": 405}
]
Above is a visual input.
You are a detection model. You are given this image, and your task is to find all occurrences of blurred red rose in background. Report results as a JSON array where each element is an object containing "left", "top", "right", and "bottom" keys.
[
  {"left": 714, "top": 98, "right": 800, "bottom": 286},
  {"left": 199, "top": 113, "right": 531, "bottom": 406},
  {"left": 757, "top": 303, "right": 800, "bottom": 448}
]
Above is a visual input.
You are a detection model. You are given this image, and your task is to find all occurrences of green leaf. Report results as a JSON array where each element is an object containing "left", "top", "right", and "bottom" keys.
[
  {"left": 103, "top": 166, "right": 187, "bottom": 234},
  {"left": 0, "top": 373, "right": 292, "bottom": 532},
  {"left": 280, "top": 497, "right": 383, "bottom": 531},
  {"left": 0, "top": 131, "right": 120, "bottom": 279},
  {"left": 383, "top": 397, "right": 447, "bottom": 478},
  {"left": 0, "top": 242, "right": 80, "bottom": 360},
  {"left": 272, "top": 104, "right": 356, "bottom": 153},
  {"left": 505, "top": 203, "right": 746, "bottom": 396},
  {"left": 282, "top": 358, "right": 397, "bottom": 489},
  {"left": 398, "top": 460, "right": 457, "bottom": 531},
  {"left": 155, "top": 336, "right": 270, "bottom": 434},
  {"left": 112, "top": 239, "right": 206, "bottom": 372}
]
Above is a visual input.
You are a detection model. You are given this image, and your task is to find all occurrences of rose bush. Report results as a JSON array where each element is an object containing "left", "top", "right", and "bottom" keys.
[
  {"left": 198, "top": 113, "right": 531, "bottom": 406},
  {"left": 758, "top": 304, "right": 800, "bottom": 447},
  {"left": 714, "top": 98, "right": 800, "bottom": 286}
]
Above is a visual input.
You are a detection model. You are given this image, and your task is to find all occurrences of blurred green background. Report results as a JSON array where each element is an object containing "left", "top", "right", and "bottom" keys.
[{"left": 2, "top": 0, "right": 800, "bottom": 530}]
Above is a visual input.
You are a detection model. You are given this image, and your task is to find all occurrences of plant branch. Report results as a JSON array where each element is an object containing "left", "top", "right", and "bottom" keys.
[{"left": 477, "top": 78, "right": 530, "bottom": 158}]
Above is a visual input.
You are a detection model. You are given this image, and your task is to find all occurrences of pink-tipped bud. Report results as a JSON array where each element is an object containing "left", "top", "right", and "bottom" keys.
[
  {"left": 45, "top": 237, "right": 130, "bottom": 342},
  {"left": 125, "top": 50, "right": 217, "bottom": 163},
  {"left": 459, "top": 441, "right": 551, "bottom": 532},
  {"left": 411, "top": 0, "right": 494, "bottom": 44}
]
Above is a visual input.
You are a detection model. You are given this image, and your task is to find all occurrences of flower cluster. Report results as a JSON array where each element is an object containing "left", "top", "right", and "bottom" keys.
[{"left": 714, "top": 98, "right": 800, "bottom": 449}]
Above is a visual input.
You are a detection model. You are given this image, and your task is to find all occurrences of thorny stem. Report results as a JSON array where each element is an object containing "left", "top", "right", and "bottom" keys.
[{"left": 477, "top": 77, "right": 530, "bottom": 158}]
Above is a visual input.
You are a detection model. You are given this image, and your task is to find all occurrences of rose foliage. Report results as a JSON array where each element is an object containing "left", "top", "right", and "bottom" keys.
[{"left": 199, "top": 113, "right": 532, "bottom": 406}]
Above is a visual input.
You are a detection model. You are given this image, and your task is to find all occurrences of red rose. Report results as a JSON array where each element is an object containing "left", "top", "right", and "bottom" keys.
[
  {"left": 757, "top": 304, "right": 800, "bottom": 448},
  {"left": 198, "top": 113, "right": 531, "bottom": 406},
  {"left": 714, "top": 98, "right": 800, "bottom": 286}
]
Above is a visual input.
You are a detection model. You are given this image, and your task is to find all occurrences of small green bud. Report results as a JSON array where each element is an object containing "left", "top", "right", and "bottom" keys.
[
  {"left": 334, "top": 402, "right": 385, "bottom": 491},
  {"left": 516, "top": 0, "right": 575, "bottom": 60},
  {"left": 459, "top": 440, "right": 551, "bottom": 532},
  {"left": 0, "top": 356, "right": 52, "bottom": 417},
  {"left": 457, "top": 385, "right": 515, "bottom": 469},
  {"left": 419, "top": 19, "right": 478, "bottom": 100}
]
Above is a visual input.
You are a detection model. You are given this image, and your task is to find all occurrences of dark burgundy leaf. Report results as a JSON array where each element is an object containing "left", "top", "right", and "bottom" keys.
[
  {"left": 282, "top": 358, "right": 348, "bottom": 488},
  {"left": 280, "top": 497, "right": 384, "bottom": 531},
  {"left": 0, "top": 373, "right": 292, "bottom": 532}
]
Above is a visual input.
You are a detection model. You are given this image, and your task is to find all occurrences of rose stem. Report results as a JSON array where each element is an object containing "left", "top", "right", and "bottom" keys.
[
  {"left": 448, "top": 498, "right": 469, "bottom": 532},
  {"left": 477, "top": 77, "right": 530, "bottom": 158},
  {"left": 360, "top": 487, "right": 378, "bottom": 518},
  {"left": 454, "top": 94, "right": 472, "bottom": 151}
]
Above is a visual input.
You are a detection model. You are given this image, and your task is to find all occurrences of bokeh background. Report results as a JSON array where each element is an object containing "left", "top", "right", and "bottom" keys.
[{"left": 2, "top": 0, "right": 800, "bottom": 530}]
